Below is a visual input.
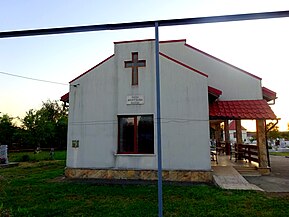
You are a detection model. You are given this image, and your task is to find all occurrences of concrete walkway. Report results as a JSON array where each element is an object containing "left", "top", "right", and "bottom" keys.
[
  {"left": 212, "top": 166, "right": 263, "bottom": 191},
  {"left": 245, "top": 155, "right": 289, "bottom": 192},
  {"left": 0, "top": 162, "right": 19, "bottom": 168}
]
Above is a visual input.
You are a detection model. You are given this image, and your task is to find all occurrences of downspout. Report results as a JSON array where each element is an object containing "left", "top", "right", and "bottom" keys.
[
  {"left": 268, "top": 98, "right": 277, "bottom": 106},
  {"left": 265, "top": 119, "right": 280, "bottom": 169}
]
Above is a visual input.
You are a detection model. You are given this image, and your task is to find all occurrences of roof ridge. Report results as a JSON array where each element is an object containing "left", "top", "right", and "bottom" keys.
[
  {"left": 69, "top": 54, "right": 114, "bottom": 83},
  {"left": 184, "top": 43, "right": 262, "bottom": 81},
  {"left": 159, "top": 52, "right": 208, "bottom": 77}
]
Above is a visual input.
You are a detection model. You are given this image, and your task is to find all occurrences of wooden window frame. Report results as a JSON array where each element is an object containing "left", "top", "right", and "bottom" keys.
[{"left": 117, "top": 115, "right": 154, "bottom": 154}]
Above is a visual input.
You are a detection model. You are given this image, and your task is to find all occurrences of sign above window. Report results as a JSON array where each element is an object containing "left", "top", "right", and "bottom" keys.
[{"left": 126, "top": 95, "right": 144, "bottom": 105}]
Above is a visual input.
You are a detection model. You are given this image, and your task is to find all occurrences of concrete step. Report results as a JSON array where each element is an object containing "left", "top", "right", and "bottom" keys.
[
  {"left": 212, "top": 166, "right": 263, "bottom": 191},
  {"left": 234, "top": 166, "right": 261, "bottom": 177}
]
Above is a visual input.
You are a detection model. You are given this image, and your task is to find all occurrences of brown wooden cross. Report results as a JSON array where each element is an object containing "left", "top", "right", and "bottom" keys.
[{"left": 124, "top": 52, "right": 146, "bottom": 85}]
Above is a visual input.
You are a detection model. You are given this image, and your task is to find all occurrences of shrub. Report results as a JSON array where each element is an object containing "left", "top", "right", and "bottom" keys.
[
  {"left": 0, "top": 158, "right": 6, "bottom": 164},
  {"left": 21, "top": 154, "right": 30, "bottom": 162}
]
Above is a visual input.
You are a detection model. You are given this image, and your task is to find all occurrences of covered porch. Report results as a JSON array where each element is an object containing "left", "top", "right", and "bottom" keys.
[
  {"left": 211, "top": 154, "right": 260, "bottom": 176},
  {"left": 209, "top": 99, "right": 277, "bottom": 175}
]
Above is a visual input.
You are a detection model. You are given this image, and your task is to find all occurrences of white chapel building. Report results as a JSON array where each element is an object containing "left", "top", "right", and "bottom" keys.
[{"left": 61, "top": 39, "right": 277, "bottom": 182}]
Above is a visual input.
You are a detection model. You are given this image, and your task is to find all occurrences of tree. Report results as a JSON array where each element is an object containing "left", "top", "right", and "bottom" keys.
[
  {"left": 280, "top": 131, "right": 289, "bottom": 140},
  {"left": 55, "top": 115, "right": 68, "bottom": 149},
  {"left": 22, "top": 109, "right": 41, "bottom": 148},
  {"left": 0, "top": 114, "right": 15, "bottom": 145},
  {"left": 21, "top": 100, "right": 68, "bottom": 149},
  {"left": 266, "top": 122, "right": 280, "bottom": 140}
]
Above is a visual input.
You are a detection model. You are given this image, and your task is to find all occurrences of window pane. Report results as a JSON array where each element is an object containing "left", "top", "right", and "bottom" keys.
[
  {"left": 119, "top": 117, "right": 135, "bottom": 153},
  {"left": 138, "top": 115, "right": 154, "bottom": 154}
]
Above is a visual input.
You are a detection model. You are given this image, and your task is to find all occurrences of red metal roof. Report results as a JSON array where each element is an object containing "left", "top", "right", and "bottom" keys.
[
  {"left": 262, "top": 87, "right": 277, "bottom": 102},
  {"left": 70, "top": 54, "right": 114, "bottom": 83},
  {"left": 209, "top": 100, "right": 276, "bottom": 120},
  {"left": 184, "top": 43, "right": 262, "bottom": 81},
  {"left": 60, "top": 92, "right": 69, "bottom": 102},
  {"left": 114, "top": 39, "right": 155, "bottom": 44},
  {"left": 115, "top": 39, "right": 262, "bottom": 80},
  {"left": 228, "top": 120, "right": 246, "bottom": 130},
  {"left": 208, "top": 86, "right": 222, "bottom": 97},
  {"left": 159, "top": 52, "right": 208, "bottom": 77}
]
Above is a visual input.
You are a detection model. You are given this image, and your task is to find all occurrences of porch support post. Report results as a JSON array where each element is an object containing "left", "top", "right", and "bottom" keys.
[
  {"left": 215, "top": 123, "right": 221, "bottom": 144},
  {"left": 256, "top": 119, "right": 270, "bottom": 175},
  {"left": 224, "top": 120, "right": 230, "bottom": 155},
  {"left": 235, "top": 120, "right": 242, "bottom": 144}
]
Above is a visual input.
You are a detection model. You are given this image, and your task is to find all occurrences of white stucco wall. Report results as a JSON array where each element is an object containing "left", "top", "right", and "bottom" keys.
[
  {"left": 67, "top": 55, "right": 117, "bottom": 168},
  {"left": 160, "top": 41, "right": 263, "bottom": 100},
  {"left": 113, "top": 41, "right": 157, "bottom": 169},
  {"left": 160, "top": 55, "right": 210, "bottom": 170},
  {"left": 67, "top": 41, "right": 159, "bottom": 170},
  {"left": 67, "top": 40, "right": 211, "bottom": 171}
]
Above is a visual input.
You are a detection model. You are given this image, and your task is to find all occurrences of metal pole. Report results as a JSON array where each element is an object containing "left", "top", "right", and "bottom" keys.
[
  {"left": 1, "top": 11, "right": 289, "bottom": 38},
  {"left": 155, "top": 21, "right": 163, "bottom": 217}
]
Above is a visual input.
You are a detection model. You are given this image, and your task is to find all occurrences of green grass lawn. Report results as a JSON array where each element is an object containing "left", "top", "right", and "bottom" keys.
[
  {"left": 8, "top": 150, "right": 67, "bottom": 162},
  {"left": 269, "top": 152, "right": 289, "bottom": 157},
  {"left": 1, "top": 152, "right": 289, "bottom": 216}
]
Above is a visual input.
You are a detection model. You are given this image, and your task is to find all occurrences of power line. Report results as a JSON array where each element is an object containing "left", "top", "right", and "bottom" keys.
[{"left": 0, "top": 71, "right": 68, "bottom": 85}]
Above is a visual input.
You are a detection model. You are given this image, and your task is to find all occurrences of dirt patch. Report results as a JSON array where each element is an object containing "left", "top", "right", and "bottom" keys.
[
  {"left": 264, "top": 192, "right": 289, "bottom": 199},
  {"left": 48, "top": 175, "right": 67, "bottom": 183}
]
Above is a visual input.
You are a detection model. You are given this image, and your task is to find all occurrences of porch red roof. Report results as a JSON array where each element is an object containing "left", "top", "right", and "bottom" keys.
[{"left": 209, "top": 100, "right": 276, "bottom": 120}]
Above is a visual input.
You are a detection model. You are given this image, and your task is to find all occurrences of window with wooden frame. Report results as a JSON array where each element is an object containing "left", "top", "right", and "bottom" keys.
[{"left": 118, "top": 115, "right": 154, "bottom": 154}]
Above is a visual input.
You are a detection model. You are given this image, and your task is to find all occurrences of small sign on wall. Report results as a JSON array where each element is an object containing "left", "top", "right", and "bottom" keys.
[
  {"left": 72, "top": 140, "right": 79, "bottom": 148},
  {"left": 126, "top": 95, "right": 144, "bottom": 105}
]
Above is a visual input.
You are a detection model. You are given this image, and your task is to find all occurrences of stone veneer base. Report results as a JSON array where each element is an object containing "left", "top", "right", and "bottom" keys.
[
  {"left": 65, "top": 168, "right": 212, "bottom": 183},
  {"left": 258, "top": 167, "right": 271, "bottom": 175}
]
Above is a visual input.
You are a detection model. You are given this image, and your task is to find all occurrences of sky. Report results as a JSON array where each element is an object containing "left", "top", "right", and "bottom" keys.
[{"left": 0, "top": 0, "right": 289, "bottom": 131}]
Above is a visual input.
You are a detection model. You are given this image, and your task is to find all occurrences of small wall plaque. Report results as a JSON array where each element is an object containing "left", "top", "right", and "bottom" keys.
[
  {"left": 126, "top": 95, "right": 144, "bottom": 105},
  {"left": 72, "top": 140, "right": 79, "bottom": 148}
]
